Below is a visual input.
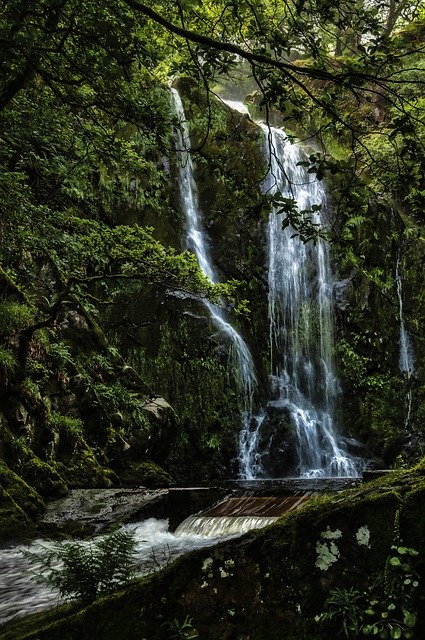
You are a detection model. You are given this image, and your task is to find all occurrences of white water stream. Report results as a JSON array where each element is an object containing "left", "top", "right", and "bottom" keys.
[{"left": 0, "top": 518, "right": 232, "bottom": 625}]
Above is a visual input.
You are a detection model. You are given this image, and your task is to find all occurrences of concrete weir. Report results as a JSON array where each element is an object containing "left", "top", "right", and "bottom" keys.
[{"left": 172, "top": 478, "right": 361, "bottom": 537}]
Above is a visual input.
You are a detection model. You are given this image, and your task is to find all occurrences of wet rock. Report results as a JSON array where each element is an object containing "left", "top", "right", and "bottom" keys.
[
  {"left": 38, "top": 488, "right": 168, "bottom": 536},
  {"left": 256, "top": 403, "right": 298, "bottom": 476}
]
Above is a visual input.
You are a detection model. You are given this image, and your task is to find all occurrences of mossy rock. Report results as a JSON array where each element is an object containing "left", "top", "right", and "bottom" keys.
[
  {"left": 4, "top": 465, "right": 425, "bottom": 639},
  {"left": 0, "top": 461, "right": 44, "bottom": 518},
  {"left": 58, "top": 452, "right": 115, "bottom": 488},
  {"left": 118, "top": 461, "right": 175, "bottom": 487},
  {"left": 21, "top": 458, "right": 68, "bottom": 499},
  {"left": 0, "top": 462, "right": 44, "bottom": 542},
  {"left": 0, "top": 487, "right": 34, "bottom": 542}
]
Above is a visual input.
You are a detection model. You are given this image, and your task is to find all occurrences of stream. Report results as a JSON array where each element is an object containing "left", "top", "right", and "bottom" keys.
[{"left": 0, "top": 518, "right": 231, "bottom": 626}]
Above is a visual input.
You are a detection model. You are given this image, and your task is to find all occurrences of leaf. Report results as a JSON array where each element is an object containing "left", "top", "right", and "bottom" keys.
[
  {"left": 403, "top": 612, "right": 416, "bottom": 628},
  {"left": 389, "top": 557, "right": 401, "bottom": 567}
]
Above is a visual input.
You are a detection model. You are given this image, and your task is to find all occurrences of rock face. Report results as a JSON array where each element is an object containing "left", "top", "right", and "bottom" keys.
[
  {"left": 3, "top": 464, "right": 425, "bottom": 640},
  {"left": 37, "top": 488, "right": 168, "bottom": 537}
]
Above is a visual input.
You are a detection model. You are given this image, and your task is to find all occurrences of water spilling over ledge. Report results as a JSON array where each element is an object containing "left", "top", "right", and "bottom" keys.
[{"left": 229, "top": 104, "right": 364, "bottom": 478}]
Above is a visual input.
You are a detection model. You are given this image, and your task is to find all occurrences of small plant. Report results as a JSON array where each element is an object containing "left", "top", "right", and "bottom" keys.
[
  {"left": 141, "top": 544, "right": 173, "bottom": 575},
  {"left": 24, "top": 528, "right": 138, "bottom": 605},
  {"left": 0, "top": 301, "right": 33, "bottom": 337},
  {"left": 317, "top": 543, "right": 420, "bottom": 639},
  {"left": 319, "top": 587, "right": 363, "bottom": 637},
  {"left": 48, "top": 412, "right": 84, "bottom": 437},
  {"left": 167, "top": 615, "right": 199, "bottom": 639},
  {"left": 0, "top": 346, "right": 17, "bottom": 382}
]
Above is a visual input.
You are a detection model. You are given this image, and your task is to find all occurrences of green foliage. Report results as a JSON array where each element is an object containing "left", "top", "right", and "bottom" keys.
[
  {"left": 48, "top": 413, "right": 84, "bottom": 438},
  {"left": 318, "top": 587, "right": 364, "bottom": 637},
  {"left": 0, "top": 301, "right": 33, "bottom": 337},
  {"left": 24, "top": 529, "right": 138, "bottom": 605},
  {"left": 91, "top": 381, "right": 149, "bottom": 433},
  {"left": 0, "top": 346, "right": 17, "bottom": 380},
  {"left": 317, "top": 543, "right": 421, "bottom": 639},
  {"left": 166, "top": 616, "right": 199, "bottom": 640},
  {"left": 337, "top": 339, "right": 370, "bottom": 388}
]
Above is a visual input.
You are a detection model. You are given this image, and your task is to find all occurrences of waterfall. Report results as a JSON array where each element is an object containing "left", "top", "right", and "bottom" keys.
[
  {"left": 396, "top": 254, "right": 415, "bottom": 377},
  {"left": 395, "top": 253, "right": 415, "bottom": 432},
  {"left": 171, "top": 89, "right": 257, "bottom": 404},
  {"left": 261, "top": 124, "right": 359, "bottom": 478}
]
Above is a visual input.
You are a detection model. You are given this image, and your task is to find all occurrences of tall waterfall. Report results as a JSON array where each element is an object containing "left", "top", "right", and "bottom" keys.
[
  {"left": 395, "top": 253, "right": 415, "bottom": 433},
  {"left": 396, "top": 254, "right": 415, "bottom": 377},
  {"left": 261, "top": 124, "right": 359, "bottom": 478},
  {"left": 171, "top": 89, "right": 257, "bottom": 403}
]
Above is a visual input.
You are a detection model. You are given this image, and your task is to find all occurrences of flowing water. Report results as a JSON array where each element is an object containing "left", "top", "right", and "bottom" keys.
[
  {"left": 215, "top": 100, "right": 362, "bottom": 478},
  {"left": 0, "top": 518, "right": 231, "bottom": 625},
  {"left": 171, "top": 89, "right": 256, "bottom": 403},
  {"left": 174, "top": 514, "right": 277, "bottom": 537},
  {"left": 395, "top": 253, "right": 415, "bottom": 432},
  {"left": 261, "top": 124, "right": 359, "bottom": 478},
  {"left": 396, "top": 254, "right": 415, "bottom": 378}
]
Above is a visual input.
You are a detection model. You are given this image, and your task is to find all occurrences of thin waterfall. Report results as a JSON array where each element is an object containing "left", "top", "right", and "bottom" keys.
[
  {"left": 395, "top": 252, "right": 415, "bottom": 431},
  {"left": 262, "top": 124, "right": 359, "bottom": 478},
  {"left": 171, "top": 88, "right": 257, "bottom": 412},
  {"left": 396, "top": 253, "right": 415, "bottom": 377}
]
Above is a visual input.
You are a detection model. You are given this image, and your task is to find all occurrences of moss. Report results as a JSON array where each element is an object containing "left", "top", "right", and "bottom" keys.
[
  {"left": 118, "top": 461, "right": 174, "bottom": 487},
  {"left": 0, "top": 462, "right": 44, "bottom": 541},
  {"left": 21, "top": 457, "right": 68, "bottom": 499},
  {"left": 0, "top": 301, "right": 34, "bottom": 337},
  {"left": 0, "top": 487, "right": 34, "bottom": 542},
  {"left": 0, "top": 461, "right": 44, "bottom": 517},
  {"left": 58, "top": 451, "right": 115, "bottom": 489}
]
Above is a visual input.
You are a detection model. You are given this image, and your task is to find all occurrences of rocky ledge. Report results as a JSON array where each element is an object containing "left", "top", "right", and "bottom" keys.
[{"left": 37, "top": 488, "right": 168, "bottom": 537}]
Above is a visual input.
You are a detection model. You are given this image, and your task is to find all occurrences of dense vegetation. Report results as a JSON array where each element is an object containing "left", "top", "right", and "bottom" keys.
[
  {"left": 1, "top": 0, "right": 425, "bottom": 541},
  {"left": 1, "top": 1, "right": 425, "bottom": 639}
]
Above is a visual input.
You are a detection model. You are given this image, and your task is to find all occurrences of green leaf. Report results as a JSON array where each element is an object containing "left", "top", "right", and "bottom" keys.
[
  {"left": 403, "top": 612, "right": 416, "bottom": 628},
  {"left": 390, "top": 629, "right": 402, "bottom": 640},
  {"left": 389, "top": 557, "right": 401, "bottom": 567}
]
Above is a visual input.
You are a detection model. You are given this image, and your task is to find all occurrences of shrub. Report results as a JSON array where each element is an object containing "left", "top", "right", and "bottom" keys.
[
  {"left": 48, "top": 412, "right": 84, "bottom": 437},
  {"left": 0, "top": 301, "right": 33, "bottom": 337},
  {"left": 25, "top": 528, "right": 138, "bottom": 605}
]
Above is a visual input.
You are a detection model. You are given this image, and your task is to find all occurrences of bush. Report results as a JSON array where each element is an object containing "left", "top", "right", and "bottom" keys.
[
  {"left": 0, "top": 301, "right": 33, "bottom": 337},
  {"left": 25, "top": 528, "right": 138, "bottom": 605}
]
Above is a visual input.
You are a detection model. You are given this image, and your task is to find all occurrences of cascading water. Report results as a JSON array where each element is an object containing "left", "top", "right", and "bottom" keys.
[
  {"left": 261, "top": 124, "right": 359, "bottom": 478},
  {"left": 396, "top": 253, "right": 415, "bottom": 378},
  {"left": 395, "top": 252, "right": 415, "bottom": 431},
  {"left": 0, "top": 519, "right": 230, "bottom": 624},
  {"left": 171, "top": 89, "right": 257, "bottom": 404}
]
